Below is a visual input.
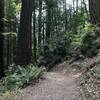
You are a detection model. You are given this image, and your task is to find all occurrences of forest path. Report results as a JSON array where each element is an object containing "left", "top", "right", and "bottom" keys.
[{"left": 12, "top": 62, "right": 85, "bottom": 100}]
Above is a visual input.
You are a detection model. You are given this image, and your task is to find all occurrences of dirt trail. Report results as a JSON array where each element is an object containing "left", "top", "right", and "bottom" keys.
[{"left": 12, "top": 62, "right": 85, "bottom": 100}]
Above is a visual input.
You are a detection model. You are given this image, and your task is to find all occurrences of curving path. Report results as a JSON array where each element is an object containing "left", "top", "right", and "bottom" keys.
[{"left": 11, "top": 63, "right": 85, "bottom": 100}]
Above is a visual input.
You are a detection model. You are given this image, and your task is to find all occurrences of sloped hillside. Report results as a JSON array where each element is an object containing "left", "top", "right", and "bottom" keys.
[{"left": 80, "top": 53, "right": 100, "bottom": 100}]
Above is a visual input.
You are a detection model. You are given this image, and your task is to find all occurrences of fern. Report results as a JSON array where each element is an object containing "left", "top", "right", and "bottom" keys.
[{"left": 0, "top": 64, "right": 45, "bottom": 95}]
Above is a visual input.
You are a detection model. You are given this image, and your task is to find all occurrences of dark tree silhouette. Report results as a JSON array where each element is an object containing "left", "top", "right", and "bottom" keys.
[
  {"left": 16, "top": 0, "right": 33, "bottom": 65},
  {"left": 38, "top": 0, "right": 42, "bottom": 54},
  {"left": 0, "top": 0, "right": 5, "bottom": 78},
  {"left": 89, "top": 0, "right": 100, "bottom": 26}
]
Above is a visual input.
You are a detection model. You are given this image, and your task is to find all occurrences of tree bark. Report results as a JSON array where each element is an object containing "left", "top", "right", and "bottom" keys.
[
  {"left": 38, "top": 0, "right": 42, "bottom": 54},
  {"left": 33, "top": 0, "right": 37, "bottom": 62},
  {"left": 0, "top": 0, "right": 4, "bottom": 32},
  {"left": 16, "top": 0, "right": 33, "bottom": 65},
  {"left": 46, "top": 0, "right": 52, "bottom": 43},
  {"left": 0, "top": 0, "right": 5, "bottom": 78},
  {"left": 89, "top": 0, "right": 100, "bottom": 26}
]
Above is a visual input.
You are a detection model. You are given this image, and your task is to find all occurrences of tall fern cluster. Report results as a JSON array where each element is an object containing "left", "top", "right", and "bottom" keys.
[{"left": 0, "top": 64, "right": 45, "bottom": 95}]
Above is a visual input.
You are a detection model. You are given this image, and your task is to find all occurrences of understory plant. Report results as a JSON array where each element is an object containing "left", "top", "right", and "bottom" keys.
[
  {"left": 70, "top": 23, "right": 100, "bottom": 58},
  {"left": 0, "top": 64, "right": 45, "bottom": 95}
]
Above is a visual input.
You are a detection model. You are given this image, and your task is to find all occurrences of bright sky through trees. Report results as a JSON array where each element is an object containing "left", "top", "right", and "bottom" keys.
[
  {"left": 66, "top": 0, "right": 73, "bottom": 4},
  {"left": 66, "top": 0, "right": 88, "bottom": 8}
]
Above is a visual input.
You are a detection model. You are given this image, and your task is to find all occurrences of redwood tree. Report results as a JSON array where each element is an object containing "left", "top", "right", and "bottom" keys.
[
  {"left": 45, "top": 0, "right": 52, "bottom": 43},
  {"left": 16, "top": 0, "right": 33, "bottom": 65},
  {"left": 33, "top": 0, "right": 37, "bottom": 62},
  {"left": 38, "top": 0, "right": 42, "bottom": 54},
  {"left": 0, "top": 0, "right": 4, "bottom": 78},
  {"left": 89, "top": 0, "right": 100, "bottom": 26}
]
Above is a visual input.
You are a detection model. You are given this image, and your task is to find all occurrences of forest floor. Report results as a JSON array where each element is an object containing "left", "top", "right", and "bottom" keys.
[{"left": 8, "top": 62, "right": 85, "bottom": 100}]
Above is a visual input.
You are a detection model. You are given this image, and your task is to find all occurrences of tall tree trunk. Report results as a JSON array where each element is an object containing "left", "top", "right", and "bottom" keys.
[
  {"left": 0, "top": 0, "right": 4, "bottom": 32},
  {"left": 76, "top": 0, "right": 79, "bottom": 12},
  {"left": 73, "top": 0, "right": 75, "bottom": 13},
  {"left": 83, "top": 0, "right": 88, "bottom": 17},
  {"left": 33, "top": 0, "right": 37, "bottom": 62},
  {"left": 38, "top": 0, "right": 42, "bottom": 55},
  {"left": 42, "top": 19, "right": 45, "bottom": 45},
  {"left": 0, "top": 0, "right": 5, "bottom": 78},
  {"left": 0, "top": 35, "right": 4, "bottom": 78},
  {"left": 63, "top": 0, "right": 67, "bottom": 32},
  {"left": 89, "top": 0, "right": 100, "bottom": 26},
  {"left": 16, "top": 0, "right": 33, "bottom": 65},
  {"left": 46, "top": 0, "right": 52, "bottom": 43}
]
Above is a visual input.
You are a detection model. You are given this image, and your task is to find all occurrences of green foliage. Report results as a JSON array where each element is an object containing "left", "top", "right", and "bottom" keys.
[
  {"left": 70, "top": 42, "right": 81, "bottom": 58},
  {"left": 80, "top": 26, "right": 100, "bottom": 57},
  {"left": 70, "top": 7, "right": 88, "bottom": 33},
  {"left": 5, "top": 0, "right": 21, "bottom": 32},
  {"left": 49, "top": 32, "right": 71, "bottom": 57},
  {"left": 42, "top": 23, "right": 100, "bottom": 65},
  {"left": 0, "top": 64, "right": 45, "bottom": 94},
  {"left": 68, "top": 24, "right": 100, "bottom": 58},
  {"left": 38, "top": 32, "right": 72, "bottom": 69}
]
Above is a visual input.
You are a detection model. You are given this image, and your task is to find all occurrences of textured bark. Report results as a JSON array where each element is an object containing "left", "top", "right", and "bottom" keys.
[
  {"left": 42, "top": 20, "right": 45, "bottom": 45},
  {"left": 89, "top": 0, "right": 100, "bottom": 26},
  {"left": 17, "top": 0, "right": 33, "bottom": 65},
  {"left": 38, "top": 0, "right": 42, "bottom": 54},
  {"left": 46, "top": 0, "right": 52, "bottom": 43},
  {"left": 0, "top": 0, "right": 4, "bottom": 32},
  {"left": 0, "top": 0, "right": 4, "bottom": 78},
  {"left": 0, "top": 35, "right": 4, "bottom": 78},
  {"left": 33, "top": 0, "right": 37, "bottom": 62}
]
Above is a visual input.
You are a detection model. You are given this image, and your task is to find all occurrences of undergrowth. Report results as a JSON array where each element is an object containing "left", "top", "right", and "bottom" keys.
[{"left": 0, "top": 64, "right": 45, "bottom": 99}]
